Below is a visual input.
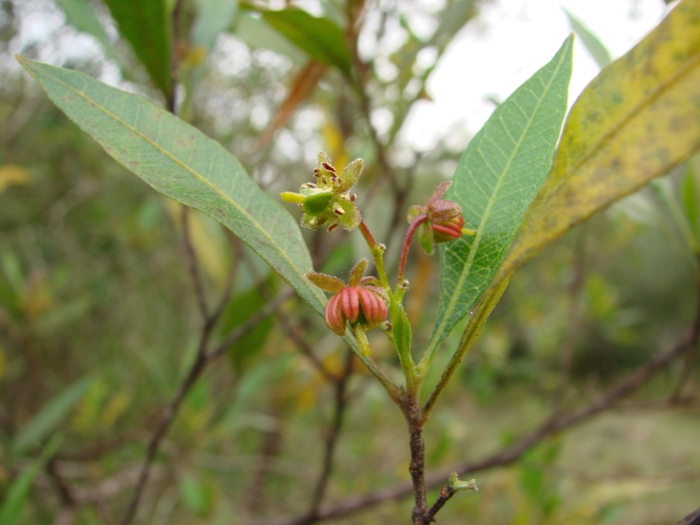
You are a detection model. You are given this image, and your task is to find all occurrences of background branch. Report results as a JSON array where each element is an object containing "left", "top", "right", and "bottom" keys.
[
  {"left": 247, "top": 312, "right": 700, "bottom": 525},
  {"left": 305, "top": 349, "right": 355, "bottom": 521},
  {"left": 676, "top": 506, "right": 700, "bottom": 525}
]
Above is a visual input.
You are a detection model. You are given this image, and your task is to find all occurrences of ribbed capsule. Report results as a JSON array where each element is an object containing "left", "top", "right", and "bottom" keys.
[{"left": 323, "top": 285, "right": 388, "bottom": 336}]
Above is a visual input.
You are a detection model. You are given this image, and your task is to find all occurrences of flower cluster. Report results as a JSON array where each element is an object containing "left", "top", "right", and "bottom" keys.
[
  {"left": 407, "top": 181, "right": 470, "bottom": 255},
  {"left": 282, "top": 156, "right": 472, "bottom": 344},
  {"left": 307, "top": 259, "right": 388, "bottom": 336},
  {"left": 281, "top": 152, "right": 363, "bottom": 232}
]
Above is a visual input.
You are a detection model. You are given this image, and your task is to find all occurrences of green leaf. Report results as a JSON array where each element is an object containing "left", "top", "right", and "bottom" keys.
[
  {"left": 0, "top": 251, "right": 23, "bottom": 321},
  {"left": 12, "top": 377, "right": 91, "bottom": 455},
  {"left": 563, "top": 7, "right": 612, "bottom": 68},
  {"left": 252, "top": 7, "right": 352, "bottom": 76},
  {"left": 192, "top": 0, "right": 239, "bottom": 51},
  {"left": 0, "top": 435, "right": 63, "bottom": 525},
  {"left": 649, "top": 178, "right": 700, "bottom": 254},
  {"left": 390, "top": 300, "right": 414, "bottom": 384},
  {"left": 494, "top": 0, "right": 700, "bottom": 294},
  {"left": 423, "top": 36, "right": 573, "bottom": 364},
  {"left": 233, "top": 12, "right": 306, "bottom": 64},
  {"left": 219, "top": 280, "right": 275, "bottom": 373},
  {"left": 54, "top": 0, "right": 112, "bottom": 51},
  {"left": 16, "top": 57, "right": 326, "bottom": 317},
  {"left": 178, "top": 472, "right": 214, "bottom": 517},
  {"left": 102, "top": 0, "right": 172, "bottom": 98},
  {"left": 681, "top": 162, "right": 700, "bottom": 236}
]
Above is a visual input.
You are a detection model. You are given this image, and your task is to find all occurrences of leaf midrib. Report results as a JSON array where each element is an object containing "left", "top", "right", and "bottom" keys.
[
  {"left": 424, "top": 48, "right": 568, "bottom": 360},
  {"left": 28, "top": 61, "right": 322, "bottom": 308}
]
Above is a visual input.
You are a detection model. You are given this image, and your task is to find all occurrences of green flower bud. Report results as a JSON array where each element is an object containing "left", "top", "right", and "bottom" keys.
[{"left": 281, "top": 152, "right": 364, "bottom": 233}]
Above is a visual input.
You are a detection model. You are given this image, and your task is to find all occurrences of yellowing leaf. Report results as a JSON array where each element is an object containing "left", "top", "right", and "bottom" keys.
[
  {"left": 0, "top": 165, "right": 31, "bottom": 193},
  {"left": 495, "top": 0, "right": 700, "bottom": 292},
  {"left": 582, "top": 478, "right": 667, "bottom": 507},
  {"left": 164, "top": 200, "right": 230, "bottom": 285},
  {"left": 99, "top": 390, "right": 132, "bottom": 429},
  {"left": 322, "top": 109, "right": 349, "bottom": 170}
]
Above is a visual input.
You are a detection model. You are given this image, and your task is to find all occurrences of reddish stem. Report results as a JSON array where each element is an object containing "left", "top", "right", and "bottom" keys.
[
  {"left": 358, "top": 219, "right": 377, "bottom": 249},
  {"left": 397, "top": 214, "right": 428, "bottom": 288}
]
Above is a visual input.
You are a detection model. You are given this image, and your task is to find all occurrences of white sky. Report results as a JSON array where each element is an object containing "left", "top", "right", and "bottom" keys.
[
  {"left": 13, "top": 0, "right": 672, "bottom": 154},
  {"left": 402, "top": 0, "right": 670, "bottom": 151}
]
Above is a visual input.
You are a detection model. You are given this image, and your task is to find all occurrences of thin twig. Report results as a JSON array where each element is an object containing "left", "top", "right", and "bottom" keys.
[
  {"left": 180, "top": 206, "right": 210, "bottom": 320},
  {"left": 205, "top": 289, "right": 294, "bottom": 362},
  {"left": 118, "top": 279, "right": 274, "bottom": 524},
  {"left": 119, "top": 0, "right": 195, "bottom": 519},
  {"left": 166, "top": 0, "right": 186, "bottom": 112},
  {"left": 240, "top": 253, "right": 337, "bottom": 381},
  {"left": 425, "top": 484, "right": 457, "bottom": 523},
  {"left": 306, "top": 349, "right": 355, "bottom": 520},
  {"left": 46, "top": 458, "right": 75, "bottom": 507},
  {"left": 676, "top": 506, "right": 700, "bottom": 525},
  {"left": 246, "top": 316, "right": 700, "bottom": 525},
  {"left": 670, "top": 339, "right": 698, "bottom": 403},
  {"left": 119, "top": 338, "right": 210, "bottom": 525},
  {"left": 273, "top": 311, "right": 338, "bottom": 383},
  {"left": 346, "top": 4, "right": 411, "bottom": 245}
]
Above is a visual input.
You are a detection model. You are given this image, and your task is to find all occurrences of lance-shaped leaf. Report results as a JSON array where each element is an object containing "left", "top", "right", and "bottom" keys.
[
  {"left": 53, "top": 0, "right": 143, "bottom": 86},
  {"left": 55, "top": 0, "right": 112, "bottom": 52},
  {"left": 16, "top": 57, "right": 326, "bottom": 316},
  {"left": 493, "top": 0, "right": 700, "bottom": 295},
  {"left": 12, "top": 376, "right": 91, "bottom": 455},
  {"left": 420, "top": 36, "right": 573, "bottom": 369},
  {"left": 103, "top": 0, "right": 172, "bottom": 99},
  {"left": 255, "top": 7, "right": 352, "bottom": 77},
  {"left": 563, "top": 7, "right": 612, "bottom": 68},
  {"left": 192, "top": 0, "right": 239, "bottom": 52}
]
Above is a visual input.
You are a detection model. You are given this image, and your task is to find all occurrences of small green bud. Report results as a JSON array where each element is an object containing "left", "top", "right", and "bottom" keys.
[{"left": 448, "top": 473, "right": 478, "bottom": 492}]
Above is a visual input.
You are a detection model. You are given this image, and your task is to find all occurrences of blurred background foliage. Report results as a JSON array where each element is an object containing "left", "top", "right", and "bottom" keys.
[{"left": 0, "top": 0, "right": 699, "bottom": 524}]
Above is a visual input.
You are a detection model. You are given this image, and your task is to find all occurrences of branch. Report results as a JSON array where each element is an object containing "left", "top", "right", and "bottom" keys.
[
  {"left": 305, "top": 349, "right": 355, "bottom": 520},
  {"left": 46, "top": 458, "right": 75, "bottom": 507},
  {"left": 118, "top": 335, "right": 210, "bottom": 525},
  {"left": 425, "top": 475, "right": 477, "bottom": 523},
  {"left": 240, "top": 253, "right": 337, "bottom": 381},
  {"left": 347, "top": 15, "right": 412, "bottom": 244},
  {"left": 118, "top": 221, "right": 274, "bottom": 525},
  {"left": 206, "top": 289, "right": 293, "bottom": 362},
  {"left": 676, "top": 506, "right": 700, "bottom": 525},
  {"left": 408, "top": 426, "right": 427, "bottom": 525},
  {"left": 272, "top": 309, "right": 337, "bottom": 383},
  {"left": 246, "top": 319, "right": 700, "bottom": 525},
  {"left": 181, "top": 206, "right": 210, "bottom": 320}
]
